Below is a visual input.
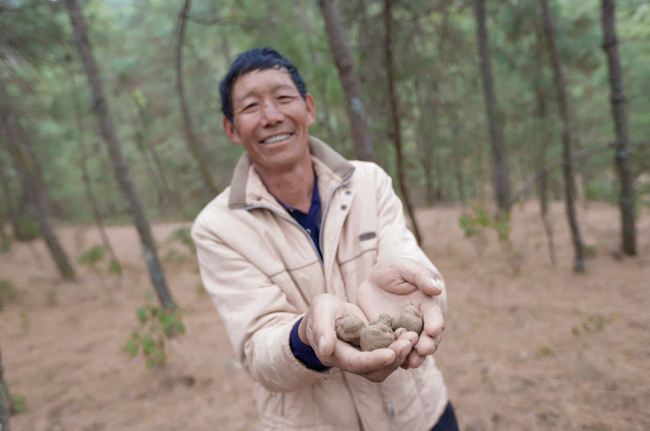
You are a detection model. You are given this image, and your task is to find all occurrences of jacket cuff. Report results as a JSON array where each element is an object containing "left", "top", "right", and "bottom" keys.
[{"left": 289, "top": 317, "right": 330, "bottom": 371}]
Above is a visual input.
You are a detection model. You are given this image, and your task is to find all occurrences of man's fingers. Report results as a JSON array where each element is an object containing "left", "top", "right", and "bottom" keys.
[
  {"left": 308, "top": 296, "right": 345, "bottom": 357},
  {"left": 396, "top": 261, "right": 442, "bottom": 296},
  {"left": 404, "top": 350, "right": 425, "bottom": 369},
  {"left": 397, "top": 330, "right": 419, "bottom": 348},
  {"left": 414, "top": 333, "right": 436, "bottom": 356},
  {"left": 421, "top": 300, "right": 445, "bottom": 338},
  {"left": 333, "top": 341, "right": 396, "bottom": 374}
]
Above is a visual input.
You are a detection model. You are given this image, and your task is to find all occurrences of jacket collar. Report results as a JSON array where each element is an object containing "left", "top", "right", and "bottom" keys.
[{"left": 228, "top": 136, "right": 355, "bottom": 209}]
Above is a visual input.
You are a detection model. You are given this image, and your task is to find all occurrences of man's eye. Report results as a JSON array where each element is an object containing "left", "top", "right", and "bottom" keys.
[
  {"left": 278, "top": 95, "right": 293, "bottom": 102},
  {"left": 242, "top": 103, "right": 258, "bottom": 112}
]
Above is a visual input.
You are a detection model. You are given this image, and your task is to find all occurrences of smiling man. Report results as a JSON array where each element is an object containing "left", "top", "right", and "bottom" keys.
[{"left": 192, "top": 48, "right": 458, "bottom": 430}]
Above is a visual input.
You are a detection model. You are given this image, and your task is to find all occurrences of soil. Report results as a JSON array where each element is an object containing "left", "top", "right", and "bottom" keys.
[{"left": 1, "top": 202, "right": 649, "bottom": 431}]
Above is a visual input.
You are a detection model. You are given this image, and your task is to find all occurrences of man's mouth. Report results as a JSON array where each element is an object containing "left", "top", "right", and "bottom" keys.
[{"left": 261, "top": 133, "right": 293, "bottom": 144}]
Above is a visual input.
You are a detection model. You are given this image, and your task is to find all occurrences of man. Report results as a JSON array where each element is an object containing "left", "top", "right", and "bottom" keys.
[{"left": 192, "top": 47, "right": 458, "bottom": 430}]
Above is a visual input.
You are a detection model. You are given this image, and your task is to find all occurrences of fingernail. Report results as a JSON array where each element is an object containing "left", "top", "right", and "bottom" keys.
[
  {"left": 430, "top": 277, "right": 441, "bottom": 290},
  {"left": 318, "top": 336, "right": 327, "bottom": 353}
]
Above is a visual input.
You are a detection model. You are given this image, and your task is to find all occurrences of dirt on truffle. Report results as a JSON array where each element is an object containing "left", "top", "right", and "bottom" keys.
[{"left": 1, "top": 202, "right": 649, "bottom": 430}]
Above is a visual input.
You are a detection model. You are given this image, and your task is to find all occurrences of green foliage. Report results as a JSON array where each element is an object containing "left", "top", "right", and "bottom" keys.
[
  {"left": 0, "top": 229, "right": 11, "bottom": 253},
  {"left": 77, "top": 244, "right": 122, "bottom": 274},
  {"left": 572, "top": 313, "right": 613, "bottom": 336},
  {"left": 536, "top": 345, "right": 555, "bottom": 358},
  {"left": 584, "top": 244, "right": 598, "bottom": 258},
  {"left": 1, "top": 0, "right": 649, "bottom": 229},
  {"left": 458, "top": 207, "right": 511, "bottom": 243},
  {"left": 0, "top": 279, "right": 19, "bottom": 311},
  {"left": 125, "top": 295, "right": 185, "bottom": 368},
  {"left": 77, "top": 244, "right": 106, "bottom": 267},
  {"left": 13, "top": 217, "right": 39, "bottom": 242},
  {"left": 109, "top": 258, "right": 123, "bottom": 275},
  {"left": 167, "top": 227, "right": 194, "bottom": 254},
  {"left": 585, "top": 178, "right": 617, "bottom": 204},
  {"left": 163, "top": 248, "right": 190, "bottom": 265},
  {"left": 11, "top": 392, "right": 28, "bottom": 415}
]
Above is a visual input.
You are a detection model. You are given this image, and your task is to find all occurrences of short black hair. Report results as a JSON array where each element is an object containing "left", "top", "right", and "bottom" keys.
[{"left": 219, "top": 47, "right": 308, "bottom": 122}]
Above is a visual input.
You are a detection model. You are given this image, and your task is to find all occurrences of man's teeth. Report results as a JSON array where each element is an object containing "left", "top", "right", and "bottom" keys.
[{"left": 263, "top": 134, "right": 291, "bottom": 144}]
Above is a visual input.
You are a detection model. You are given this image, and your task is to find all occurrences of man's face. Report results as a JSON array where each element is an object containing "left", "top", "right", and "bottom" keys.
[{"left": 223, "top": 68, "right": 316, "bottom": 174}]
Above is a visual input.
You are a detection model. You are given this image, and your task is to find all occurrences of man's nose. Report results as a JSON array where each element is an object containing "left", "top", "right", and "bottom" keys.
[{"left": 261, "top": 101, "right": 284, "bottom": 126}]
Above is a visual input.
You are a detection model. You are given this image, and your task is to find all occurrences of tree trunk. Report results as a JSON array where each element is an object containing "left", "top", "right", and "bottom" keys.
[
  {"left": 357, "top": 0, "right": 390, "bottom": 168},
  {"left": 0, "top": 161, "right": 19, "bottom": 242},
  {"left": 533, "top": 74, "right": 557, "bottom": 266},
  {"left": 540, "top": 0, "right": 586, "bottom": 272},
  {"left": 0, "top": 81, "right": 76, "bottom": 280},
  {"left": 413, "top": 80, "right": 436, "bottom": 206},
  {"left": 382, "top": 0, "right": 423, "bottom": 245},
  {"left": 293, "top": 0, "right": 337, "bottom": 145},
  {"left": 70, "top": 72, "right": 122, "bottom": 278},
  {"left": 132, "top": 96, "right": 181, "bottom": 211},
  {"left": 473, "top": 0, "right": 511, "bottom": 217},
  {"left": 175, "top": 0, "right": 219, "bottom": 198},
  {"left": 601, "top": 0, "right": 636, "bottom": 255},
  {"left": 0, "top": 347, "right": 11, "bottom": 431},
  {"left": 65, "top": 0, "right": 177, "bottom": 309},
  {"left": 451, "top": 130, "right": 466, "bottom": 205},
  {"left": 131, "top": 93, "right": 169, "bottom": 212},
  {"left": 318, "top": 0, "right": 375, "bottom": 161}
]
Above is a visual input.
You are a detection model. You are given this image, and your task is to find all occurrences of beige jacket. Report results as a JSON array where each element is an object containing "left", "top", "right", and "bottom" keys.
[{"left": 192, "top": 137, "right": 448, "bottom": 430}]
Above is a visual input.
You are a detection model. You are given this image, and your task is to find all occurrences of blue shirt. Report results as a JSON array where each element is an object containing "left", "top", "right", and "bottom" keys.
[
  {"left": 275, "top": 177, "right": 328, "bottom": 371},
  {"left": 276, "top": 177, "right": 322, "bottom": 259}
]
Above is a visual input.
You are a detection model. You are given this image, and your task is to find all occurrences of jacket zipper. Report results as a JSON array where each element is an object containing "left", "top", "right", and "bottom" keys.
[
  {"left": 243, "top": 170, "right": 354, "bottom": 269},
  {"left": 243, "top": 204, "right": 324, "bottom": 266}
]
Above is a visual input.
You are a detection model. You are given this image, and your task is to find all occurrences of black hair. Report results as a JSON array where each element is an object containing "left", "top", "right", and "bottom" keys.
[{"left": 219, "top": 47, "right": 308, "bottom": 122}]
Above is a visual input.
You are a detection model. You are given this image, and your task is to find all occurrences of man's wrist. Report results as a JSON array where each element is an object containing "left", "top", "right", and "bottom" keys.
[{"left": 290, "top": 317, "right": 329, "bottom": 372}]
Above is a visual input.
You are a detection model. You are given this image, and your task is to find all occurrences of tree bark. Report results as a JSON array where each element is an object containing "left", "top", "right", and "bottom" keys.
[
  {"left": 540, "top": 0, "right": 586, "bottom": 272},
  {"left": 65, "top": 0, "right": 177, "bottom": 309},
  {"left": 382, "top": 0, "right": 423, "bottom": 245},
  {"left": 473, "top": 0, "right": 511, "bottom": 217},
  {"left": 451, "top": 127, "right": 466, "bottom": 205},
  {"left": 0, "top": 347, "right": 11, "bottom": 431},
  {"left": 413, "top": 80, "right": 436, "bottom": 206},
  {"left": 0, "top": 161, "right": 19, "bottom": 242},
  {"left": 601, "top": 0, "right": 636, "bottom": 255},
  {"left": 293, "top": 0, "right": 337, "bottom": 145},
  {"left": 318, "top": 0, "right": 375, "bottom": 161},
  {"left": 131, "top": 93, "right": 169, "bottom": 212},
  {"left": 175, "top": 0, "right": 219, "bottom": 197},
  {"left": 69, "top": 72, "right": 122, "bottom": 277},
  {"left": 0, "top": 81, "right": 76, "bottom": 280},
  {"left": 533, "top": 74, "right": 557, "bottom": 266}
]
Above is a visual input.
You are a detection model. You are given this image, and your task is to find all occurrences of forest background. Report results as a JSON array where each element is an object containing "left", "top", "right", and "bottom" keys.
[{"left": 1, "top": 0, "right": 649, "bottom": 430}]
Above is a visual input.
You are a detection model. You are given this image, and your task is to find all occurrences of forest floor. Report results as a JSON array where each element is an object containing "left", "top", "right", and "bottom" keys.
[{"left": 1, "top": 201, "right": 649, "bottom": 431}]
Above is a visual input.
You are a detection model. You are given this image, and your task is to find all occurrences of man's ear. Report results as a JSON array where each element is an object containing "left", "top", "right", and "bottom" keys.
[
  {"left": 223, "top": 116, "right": 241, "bottom": 144},
  {"left": 305, "top": 94, "right": 317, "bottom": 128}
]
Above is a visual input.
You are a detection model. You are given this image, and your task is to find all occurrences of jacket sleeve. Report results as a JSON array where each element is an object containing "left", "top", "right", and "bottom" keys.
[
  {"left": 372, "top": 165, "right": 448, "bottom": 314},
  {"left": 191, "top": 219, "right": 335, "bottom": 392}
]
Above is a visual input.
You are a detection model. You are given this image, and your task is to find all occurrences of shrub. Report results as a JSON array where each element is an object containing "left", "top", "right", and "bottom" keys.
[
  {"left": 125, "top": 295, "right": 185, "bottom": 368},
  {"left": 77, "top": 244, "right": 106, "bottom": 267}
]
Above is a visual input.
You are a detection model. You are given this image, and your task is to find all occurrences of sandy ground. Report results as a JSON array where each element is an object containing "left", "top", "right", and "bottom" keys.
[{"left": 1, "top": 201, "right": 649, "bottom": 431}]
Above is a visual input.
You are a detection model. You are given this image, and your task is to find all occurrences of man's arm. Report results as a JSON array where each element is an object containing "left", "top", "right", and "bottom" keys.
[
  {"left": 192, "top": 221, "right": 333, "bottom": 392},
  {"left": 370, "top": 165, "right": 448, "bottom": 367},
  {"left": 192, "top": 218, "right": 416, "bottom": 389}
]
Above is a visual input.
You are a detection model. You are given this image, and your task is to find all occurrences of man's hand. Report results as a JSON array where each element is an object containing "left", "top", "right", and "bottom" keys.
[
  {"left": 299, "top": 293, "right": 417, "bottom": 382},
  {"left": 357, "top": 259, "right": 445, "bottom": 369}
]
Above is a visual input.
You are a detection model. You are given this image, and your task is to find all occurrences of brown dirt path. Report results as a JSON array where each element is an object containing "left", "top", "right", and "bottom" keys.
[{"left": 1, "top": 202, "right": 648, "bottom": 430}]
